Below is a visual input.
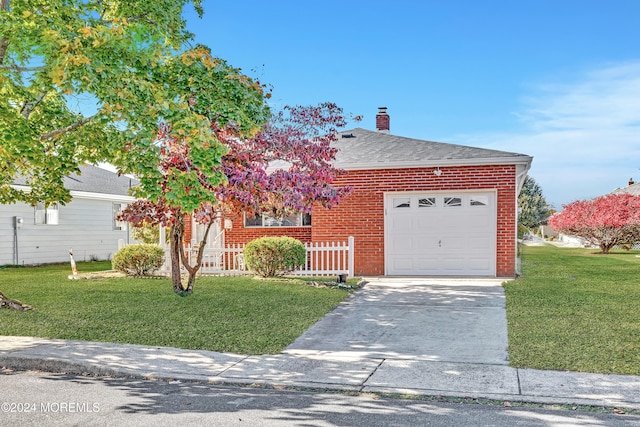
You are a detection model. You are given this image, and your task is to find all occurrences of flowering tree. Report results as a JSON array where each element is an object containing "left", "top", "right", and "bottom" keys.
[
  {"left": 120, "top": 102, "right": 357, "bottom": 294},
  {"left": 549, "top": 194, "right": 640, "bottom": 253}
]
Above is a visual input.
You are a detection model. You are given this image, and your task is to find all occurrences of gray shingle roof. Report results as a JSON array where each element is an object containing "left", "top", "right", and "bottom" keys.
[
  {"left": 13, "top": 165, "right": 138, "bottom": 196},
  {"left": 611, "top": 182, "right": 640, "bottom": 196},
  {"left": 333, "top": 128, "right": 531, "bottom": 169}
]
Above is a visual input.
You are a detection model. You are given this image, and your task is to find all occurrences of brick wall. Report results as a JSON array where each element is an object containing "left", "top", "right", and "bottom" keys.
[{"left": 224, "top": 164, "right": 518, "bottom": 277}]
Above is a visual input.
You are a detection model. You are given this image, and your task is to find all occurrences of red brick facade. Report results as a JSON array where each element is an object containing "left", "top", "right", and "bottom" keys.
[{"left": 223, "top": 164, "right": 519, "bottom": 278}]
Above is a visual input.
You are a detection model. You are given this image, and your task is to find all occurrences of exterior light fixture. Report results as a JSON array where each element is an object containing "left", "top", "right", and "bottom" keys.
[{"left": 433, "top": 167, "right": 442, "bottom": 176}]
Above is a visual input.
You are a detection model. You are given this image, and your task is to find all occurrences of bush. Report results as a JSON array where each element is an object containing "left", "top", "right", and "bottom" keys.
[
  {"left": 112, "top": 244, "right": 165, "bottom": 276},
  {"left": 244, "top": 236, "right": 307, "bottom": 277},
  {"left": 131, "top": 223, "right": 160, "bottom": 244}
]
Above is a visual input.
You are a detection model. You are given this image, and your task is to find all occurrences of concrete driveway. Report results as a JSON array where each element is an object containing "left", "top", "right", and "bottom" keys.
[{"left": 285, "top": 277, "right": 510, "bottom": 365}]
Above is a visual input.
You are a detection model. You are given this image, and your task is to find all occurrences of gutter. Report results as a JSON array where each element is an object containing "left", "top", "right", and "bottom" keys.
[{"left": 338, "top": 156, "right": 534, "bottom": 171}]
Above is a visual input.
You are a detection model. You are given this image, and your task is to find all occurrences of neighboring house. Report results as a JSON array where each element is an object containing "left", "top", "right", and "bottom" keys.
[
  {"left": 611, "top": 178, "right": 640, "bottom": 196},
  {"left": 206, "top": 108, "right": 532, "bottom": 278},
  {"left": 1, "top": 165, "right": 137, "bottom": 265}
]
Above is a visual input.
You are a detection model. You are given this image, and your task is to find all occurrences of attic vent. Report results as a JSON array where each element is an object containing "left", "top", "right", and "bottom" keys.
[{"left": 342, "top": 133, "right": 355, "bottom": 138}]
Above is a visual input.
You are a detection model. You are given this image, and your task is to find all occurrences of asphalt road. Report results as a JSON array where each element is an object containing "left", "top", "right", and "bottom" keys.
[{"left": 1, "top": 370, "right": 638, "bottom": 426}]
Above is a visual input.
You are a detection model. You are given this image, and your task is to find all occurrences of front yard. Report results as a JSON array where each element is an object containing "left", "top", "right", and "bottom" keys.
[
  {"left": 2, "top": 245, "right": 639, "bottom": 375},
  {"left": 0, "top": 262, "right": 352, "bottom": 354},
  {"left": 505, "top": 244, "right": 640, "bottom": 375}
]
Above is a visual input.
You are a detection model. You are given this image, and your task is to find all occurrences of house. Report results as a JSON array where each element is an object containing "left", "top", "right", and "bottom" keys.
[
  {"left": 1, "top": 165, "right": 137, "bottom": 265},
  {"left": 188, "top": 108, "right": 533, "bottom": 278},
  {"left": 611, "top": 178, "right": 640, "bottom": 196}
]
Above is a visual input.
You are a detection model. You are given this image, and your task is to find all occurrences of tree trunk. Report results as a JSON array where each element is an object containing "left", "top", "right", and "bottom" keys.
[
  {"left": 0, "top": 290, "right": 33, "bottom": 311},
  {"left": 180, "top": 221, "right": 214, "bottom": 294},
  {"left": 169, "top": 219, "right": 186, "bottom": 294}
]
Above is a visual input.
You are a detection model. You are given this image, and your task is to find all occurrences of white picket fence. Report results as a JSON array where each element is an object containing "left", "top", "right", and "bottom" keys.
[{"left": 159, "top": 236, "right": 354, "bottom": 278}]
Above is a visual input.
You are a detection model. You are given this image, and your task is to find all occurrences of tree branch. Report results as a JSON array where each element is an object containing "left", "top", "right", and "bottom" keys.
[
  {"left": 39, "top": 115, "right": 96, "bottom": 140},
  {"left": 0, "top": 0, "right": 9, "bottom": 66},
  {"left": 0, "top": 64, "right": 46, "bottom": 72},
  {"left": 20, "top": 91, "right": 48, "bottom": 120}
]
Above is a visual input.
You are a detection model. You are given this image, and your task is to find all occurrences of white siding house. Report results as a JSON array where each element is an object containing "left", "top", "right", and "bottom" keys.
[{"left": 0, "top": 165, "right": 137, "bottom": 265}]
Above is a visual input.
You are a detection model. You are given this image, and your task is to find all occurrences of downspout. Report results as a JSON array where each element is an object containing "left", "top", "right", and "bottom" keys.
[{"left": 514, "top": 160, "right": 533, "bottom": 276}]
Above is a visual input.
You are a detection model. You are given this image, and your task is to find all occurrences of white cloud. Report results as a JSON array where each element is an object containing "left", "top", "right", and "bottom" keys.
[{"left": 453, "top": 61, "right": 640, "bottom": 208}]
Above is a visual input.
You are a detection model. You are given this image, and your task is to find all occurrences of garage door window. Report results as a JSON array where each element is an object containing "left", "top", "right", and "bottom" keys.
[
  {"left": 444, "top": 197, "right": 462, "bottom": 207},
  {"left": 393, "top": 197, "right": 411, "bottom": 208},
  {"left": 418, "top": 197, "right": 436, "bottom": 208},
  {"left": 470, "top": 196, "right": 489, "bottom": 207}
]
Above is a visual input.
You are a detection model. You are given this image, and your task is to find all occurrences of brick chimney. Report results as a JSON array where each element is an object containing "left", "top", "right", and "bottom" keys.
[{"left": 376, "top": 107, "right": 390, "bottom": 133}]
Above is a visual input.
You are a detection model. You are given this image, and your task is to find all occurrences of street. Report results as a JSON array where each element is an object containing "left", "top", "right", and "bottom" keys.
[{"left": 1, "top": 370, "right": 638, "bottom": 426}]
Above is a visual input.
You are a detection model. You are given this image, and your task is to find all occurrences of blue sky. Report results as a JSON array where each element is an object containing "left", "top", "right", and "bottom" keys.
[{"left": 182, "top": 1, "right": 640, "bottom": 208}]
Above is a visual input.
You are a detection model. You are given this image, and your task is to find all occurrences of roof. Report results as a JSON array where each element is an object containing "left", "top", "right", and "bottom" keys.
[
  {"left": 13, "top": 165, "right": 138, "bottom": 197},
  {"left": 611, "top": 182, "right": 640, "bottom": 196},
  {"left": 332, "top": 128, "right": 532, "bottom": 170}
]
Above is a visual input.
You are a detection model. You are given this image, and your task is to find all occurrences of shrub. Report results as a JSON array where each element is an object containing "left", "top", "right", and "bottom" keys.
[
  {"left": 131, "top": 223, "right": 161, "bottom": 244},
  {"left": 112, "top": 244, "right": 165, "bottom": 276},
  {"left": 244, "top": 236, "right": 306, "bottom": 277}
]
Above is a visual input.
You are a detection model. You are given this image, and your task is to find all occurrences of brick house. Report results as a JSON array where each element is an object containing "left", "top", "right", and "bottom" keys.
[{"left": 197, "top": 108, "right": 532, "bottom": 278}]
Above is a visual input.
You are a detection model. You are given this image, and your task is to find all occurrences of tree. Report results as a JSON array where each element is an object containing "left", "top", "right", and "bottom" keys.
[
  {"left": 0, "top": 1, "right": 269, "bottom": 301},
  {"left": 120, "top": 103, "right": 356, "bottom": 294},
  {"left": 518, "top": 176, "right": 550, "bottom": 230},
  {"left": 548, "top": 194, "right": 640, "bottom": 254},
  {"left": 1, "top": 0, "right": 215, "bottom": 205}
]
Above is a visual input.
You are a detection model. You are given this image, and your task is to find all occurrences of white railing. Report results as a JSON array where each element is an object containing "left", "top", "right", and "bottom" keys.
[{"left": 159, "top": 236, "right": 354, "bottom": 278}]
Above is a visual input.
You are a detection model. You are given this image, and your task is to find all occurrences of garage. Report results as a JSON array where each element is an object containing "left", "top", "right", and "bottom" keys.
[{"left": 385, "top": 191, "right": 497, "bottom": 276}]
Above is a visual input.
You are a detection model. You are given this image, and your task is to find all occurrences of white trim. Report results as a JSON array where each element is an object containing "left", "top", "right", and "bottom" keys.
[
  {"left": 10, "top": 185, "right": 135, "bottom": 202},
  {"left": 69, "top": 191, "right": 136, "bottom": 202},
  {"left": 339, "top": 156, "right": 533, "bottom": 171}
]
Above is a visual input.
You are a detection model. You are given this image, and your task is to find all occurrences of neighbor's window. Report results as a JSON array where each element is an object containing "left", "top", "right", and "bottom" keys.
[
  {"left": 113, "top": 203, "right": 128, "bottom": 231},
  {"left": 245, "top": 212, "right": 312, "bottom": 227},
  {"left": 35, "top": 203, "right": 59, "bottom": 225}
]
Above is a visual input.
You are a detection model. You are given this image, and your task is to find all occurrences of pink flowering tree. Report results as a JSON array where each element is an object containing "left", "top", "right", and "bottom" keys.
[
  {"left": 548, "top": 194, "right": 640, "bottom": 253},
  {"left": 120, "top": 102, "right": 357, "bottom": 294}
]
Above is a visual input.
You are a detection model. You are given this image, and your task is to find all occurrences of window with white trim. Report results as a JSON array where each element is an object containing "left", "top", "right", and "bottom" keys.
[
  {"left": 35, "top": 203, "right": 59, "bottom": 225},
  {"left": 113, "top": 203, "right": 128, "bottom": 231},
  {"left": 245, "top": 212, "right": 312, "bottom": 227}
]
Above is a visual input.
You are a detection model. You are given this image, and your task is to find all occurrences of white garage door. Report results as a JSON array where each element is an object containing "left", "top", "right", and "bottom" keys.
[{"left": 385, "top": 192, "right": 496, "bottom": 276}]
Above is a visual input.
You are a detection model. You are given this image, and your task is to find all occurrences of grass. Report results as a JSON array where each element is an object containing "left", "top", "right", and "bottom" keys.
[
  {"left": 0, "top": 262, "right": 352, "bottom": 354},
  {"left": 504, "top": 244, "right": 640, "bottom": 375}
]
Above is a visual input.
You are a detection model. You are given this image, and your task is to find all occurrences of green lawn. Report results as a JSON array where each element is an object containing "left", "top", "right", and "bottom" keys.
[
  {"left": 0, "top": 262, "right": 351, "bottom": 354},
  {"left": 505, "top": 244, "right": 640, "bottom": 375}
]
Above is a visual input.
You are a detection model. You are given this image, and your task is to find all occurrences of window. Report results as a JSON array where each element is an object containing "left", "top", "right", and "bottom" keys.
[
  {"left": 470, "top": 196, "right": 489, "bottom": 207},
  {"left": 113, "top": 203, "right": 128, "bottom": 231},
  {"left": 35, "top": 203, "right": 59, "bottom": 225},
  {"left": 245, "top": 212, "right": 312, "bottom": 227},
  {"left": 393, "top": 197, "right": 411, "bottom": 208},
  {"left": 418, "top": 197, "right": 436, "bottom": 208},
  {"left": 444, "top": 197, "right": 462, "bottom": 207}
]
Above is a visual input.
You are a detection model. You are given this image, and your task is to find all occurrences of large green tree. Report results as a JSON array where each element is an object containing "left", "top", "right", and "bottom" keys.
[
  {"left": 0, "top": 1, "right": 270, "bottom": 301},
  {"left": 518, "top": 175, "right": 551, "bottom": 230},
  {"left": 1, "top": 0, "right": 268, "bottom": 205}
]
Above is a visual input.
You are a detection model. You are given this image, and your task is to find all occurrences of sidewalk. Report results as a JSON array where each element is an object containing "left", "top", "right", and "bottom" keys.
[{"left": 1, "top": 336, "right": 639, "bottom": 410}]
